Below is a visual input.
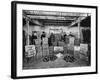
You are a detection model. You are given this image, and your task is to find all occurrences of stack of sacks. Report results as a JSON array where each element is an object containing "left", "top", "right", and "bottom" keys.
[
  {"left": 80, "top": 44, "right": 88, "bottom": 60},
  {"left": 25, "top": 45, "right": 36, "bottom": 58},
  {"left": 50, "top": 34, "right": 55, "bottom": 43},
  {"left": 35, "top": 45, "right": 42, "bottom": 59},
  {"left": 74, "top": 46, "right": 80, "bottom": 60},
  {"left": 42, "top": 44, "right": 49, "bottom": 57},
  {"left": 42, "top": 37, "right": 48, "bottom": 45},
  {"left": 55, "top": 34, "right": 61, "bottom": 41},
  {"left": 49, "top": 46, "right": 54, "bottom": 55},
  {"left": 65, "top": 36, "right": 69, "bottom": 44},
  {"left": 67, "top": 44, "right": 74, "bottom": 56},
  {"left": 63, "top": 45, "right": 68, "bottom": 54}
]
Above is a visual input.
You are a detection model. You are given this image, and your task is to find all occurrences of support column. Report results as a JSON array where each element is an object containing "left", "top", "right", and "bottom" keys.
[
  {"left": 26, "top": 17, "right": 30, "bottom": 45},
  {"left": 78, "top": 20, "right": 80, "bottom": 39}
]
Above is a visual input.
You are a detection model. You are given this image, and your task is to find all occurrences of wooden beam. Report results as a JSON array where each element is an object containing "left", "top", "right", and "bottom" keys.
[
  {"left": 26, "top": 17, "right": 30, "bottom": 45},
  {"left": 27, "top": 15, "right": 77, "bottom": 21},
  {"left": 23, "top": 15, "right": 42, "bottom": 26},
  {"left": 23, "top": 10, "right": 88, "bottom": 17},
  {"left": 69, "top": 16, "right": 87, "bottom": 27}
]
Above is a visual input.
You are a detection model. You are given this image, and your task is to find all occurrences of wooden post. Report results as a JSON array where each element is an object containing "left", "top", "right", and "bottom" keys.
[
  {"left": 78, "top": 20, "right": 80, "bottom": 39},
  {"left": 26, "top": 17, "right": 30, "bottom": 45}
]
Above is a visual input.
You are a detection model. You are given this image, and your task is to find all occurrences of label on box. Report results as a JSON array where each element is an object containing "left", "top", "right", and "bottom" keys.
[
  {"left": 54, "top": 46, "right": 64, "bottom": 51},
  {"left": 25, "top": 45, "right": 36, "bottom": 57}
]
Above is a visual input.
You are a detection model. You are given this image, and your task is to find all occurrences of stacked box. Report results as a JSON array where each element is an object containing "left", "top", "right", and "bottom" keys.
[
  {"left": 65, "top": 36, "right": 69, "bottom": 44},
  {"left": 49, "top": 46, "right": 54, "bottom": 55},
  {"left": 55, "top": 34, "right": 61, "bottom": 41},
  {"left": 67, "top": 44, "right": 74, "bottom": 50},
  {"left": 74, "top": 46, "right": 80, "bottom": 51},
  {"left": 42, "top": 44, "right": 49, "bottom": 49},
  {"left": 80, "top": 44, "right": 88, "bottom": 56},
  {"left": 42, "top": 44, "right": 49, "bottom": 57},
  {"left": 58, "top": 41, "right": 65, "bottom": 46},
  {"left": 63, "top": 45, "right": 68, "bottom": 54},
  {"left": 42, "top": 48, "right": 49, "bottom": 57},
  {"left": 35, "top": 45, "right": 42, "bottom": 59},
  {"left": 67, "top": 44, "right": 74, "bottom": 56},
  {"left": 42, "top": 38, "right": 48, "bottom": 45},
  {"left": 69, "top": 37, "right": 75, "bottom": 45},
  {"left": 35, "top": 39, "right": 41, "bottom": 45}
]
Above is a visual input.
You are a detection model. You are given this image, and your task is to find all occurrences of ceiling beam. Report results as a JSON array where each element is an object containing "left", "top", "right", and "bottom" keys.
[
  {"left": 23, "top": 10, "right": 88, "bottom": 17},
  {"left": 69, "top": 16, "right": 87, "bottom": 27},
  {"left": 23, "top": 15, "right": 42, "bottom": 26},
  {"left": 27, "top": 15, "right": 77, "bottom": 20}
]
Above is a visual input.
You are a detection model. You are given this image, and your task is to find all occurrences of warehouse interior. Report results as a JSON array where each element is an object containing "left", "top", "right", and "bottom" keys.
[{"left": 22, "top": 10, "right": 91, "bottom": 69}]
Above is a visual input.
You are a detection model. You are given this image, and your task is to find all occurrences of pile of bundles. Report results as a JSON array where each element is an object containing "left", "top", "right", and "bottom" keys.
[
  {"left": 35, "top": 39, "right": 42, "bottom": 59},
  {"left": 49, "top": 46, "right": 54, "bottom": 55},
  {"left": 42, "top": 55, "right": 57, "bottom": 62},
  {"left": 63, "top": 55, "right": 76, "bottom": 63},
  {"left": 64, "top": 36, "right": 74, "bottom": 56},
  {"left": 42, "top": 38, "right": 49, "bottom": 57}
]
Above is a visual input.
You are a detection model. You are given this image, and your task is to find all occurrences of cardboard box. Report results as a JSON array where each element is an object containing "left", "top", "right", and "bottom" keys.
[{"left": 80, "top": 44, "right": 88, "bottom": 55}]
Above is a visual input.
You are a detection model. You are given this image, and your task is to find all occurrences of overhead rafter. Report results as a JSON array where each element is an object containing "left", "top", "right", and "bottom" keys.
[
  {"left": 23, "top": 10, "right": 88, "bottom": 17},
  {"left": 23, "top": 14, "right": 42, "bottom": 26},
  {"left": 69, "top": 16, "right": 88, "bottom": 27},
  {"left": 27, "top": 15, "right": 77, "bottom": 21}
]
